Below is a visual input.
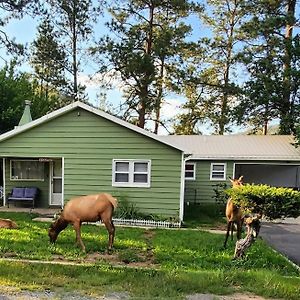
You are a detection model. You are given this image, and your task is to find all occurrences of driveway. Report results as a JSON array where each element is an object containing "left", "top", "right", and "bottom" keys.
[{"left": 260, "top": 217, "right": 300, "bottom": 267}]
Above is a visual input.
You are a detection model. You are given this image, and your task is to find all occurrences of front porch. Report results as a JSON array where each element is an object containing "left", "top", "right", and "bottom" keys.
[
  {"left": 0, "top": 206, "right": 59, "bottom": 217},
  {"left": 1, "top": 157, "right": 63, "bottom": 209}
]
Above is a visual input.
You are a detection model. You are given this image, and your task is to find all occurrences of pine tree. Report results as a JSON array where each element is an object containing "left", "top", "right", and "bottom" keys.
[
  {"left": 47, "top": 0, "right": 99, "bottom": 100},
  {"left": 91, "top": 0, "right": 199, "bottom": 131},
  {"left": 176, "top": 0, "right": 247, "bottom": 135},
  {"left": 238, "top": 0, "right": 299, "bottom": 135},
  {"left": 0, "top": 1, "right": 42, "bottom": 55},
  {"left": 31, "top": 18, "right": 67, "bottom": 101}
]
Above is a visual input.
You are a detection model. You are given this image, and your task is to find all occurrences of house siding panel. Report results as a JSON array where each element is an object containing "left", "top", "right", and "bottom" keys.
[
  {"left": 184, "top": 160, "right": 234, "bottom": 204},
  {"left": 0, "top": 108, "right": 182, "bottom": 217}
]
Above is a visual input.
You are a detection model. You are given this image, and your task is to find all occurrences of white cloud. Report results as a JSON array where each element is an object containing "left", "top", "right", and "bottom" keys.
[
  {"left": 78, "top": 70, "right": 124, "bottom": 91},
  {"left": 161, "top": 98, "right": 184, "bottom": 119}
]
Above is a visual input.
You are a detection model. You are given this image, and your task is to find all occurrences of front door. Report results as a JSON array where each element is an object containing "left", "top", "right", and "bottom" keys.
[{"left": 50, "top": 159, "right": 63, "bottom": 206}]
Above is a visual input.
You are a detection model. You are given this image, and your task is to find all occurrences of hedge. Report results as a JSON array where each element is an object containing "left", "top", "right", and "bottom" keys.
[{"left": 226, "top": 184, "right": 300, "bottom": 220}]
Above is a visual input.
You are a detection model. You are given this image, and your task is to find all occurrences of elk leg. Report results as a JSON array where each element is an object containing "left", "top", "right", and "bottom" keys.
[
  {"left": 231, "top": 222, "right": 234, "bottom": 241},
  {"left": 103, "top": 219, "right": 115, "bottom": 251},
  {"left": 224, "top": 221, "right": 232, "bottom": 248},
  {"left": 237, "top": 220, "right": 243, "bottom": 240},
  {"left": 73, "top": 222, "right": 85, "bottom": 252}
]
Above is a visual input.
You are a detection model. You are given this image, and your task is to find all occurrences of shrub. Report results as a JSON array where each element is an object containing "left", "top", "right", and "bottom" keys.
[
  {"left": 213, "top": 182, "right": 228, "bottom": 216},
  {"left": 226, "top": 184, "right": 300, "bottom": 220},
  {"left": 114, "top": 195, "right": 142, "bottom": 219}
]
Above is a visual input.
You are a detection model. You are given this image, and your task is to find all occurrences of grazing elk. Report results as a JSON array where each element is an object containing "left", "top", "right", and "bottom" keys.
[
  {"left": 223, "top": 176, "right": 244, "bottom": 248},
  {"left": 48, "top": 193, "right": 117, "bottom": 252}
]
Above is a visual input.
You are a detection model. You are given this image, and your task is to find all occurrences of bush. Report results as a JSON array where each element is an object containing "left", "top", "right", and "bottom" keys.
[
  {"left": 226, "top": 184, "right": 300, "bottom": 220},
  {"left": 213, "top": 182, "right": 228, "bottom": 216},
  {"left": 114, "top": 195, "right": 142, "bottom": 219}
]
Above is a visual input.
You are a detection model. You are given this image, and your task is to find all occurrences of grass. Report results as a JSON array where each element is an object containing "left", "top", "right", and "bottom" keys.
[
  {"left": 183, "top": 203, "right": 226, "bottom": 228},
  {"left": 0, "top": 211, "right": 299, "bottom": 299}
]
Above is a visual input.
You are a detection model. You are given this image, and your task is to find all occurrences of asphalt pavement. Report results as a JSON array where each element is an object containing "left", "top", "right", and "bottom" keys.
[{"left": 260, "top": 217, "right": 300, "bottom": 267}]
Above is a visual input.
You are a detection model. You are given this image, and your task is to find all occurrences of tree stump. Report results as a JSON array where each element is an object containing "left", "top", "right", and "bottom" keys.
[{"left": 233, "top": 215, "right": 261, "bottom": 259}]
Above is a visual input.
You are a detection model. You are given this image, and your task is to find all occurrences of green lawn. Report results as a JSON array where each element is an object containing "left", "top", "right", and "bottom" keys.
[{"left": 0, "top": 211, "right": 299, "bottom": 299}]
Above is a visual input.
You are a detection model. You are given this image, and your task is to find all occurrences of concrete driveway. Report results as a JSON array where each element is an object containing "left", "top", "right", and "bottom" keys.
[{"left": 260, "top": 217, "right": 300, "bottom": 267}]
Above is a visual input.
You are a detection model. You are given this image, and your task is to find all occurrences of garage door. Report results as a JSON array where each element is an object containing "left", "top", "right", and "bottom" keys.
[{"left": 235, "top": 164, "right": 300, "bottom": 189}]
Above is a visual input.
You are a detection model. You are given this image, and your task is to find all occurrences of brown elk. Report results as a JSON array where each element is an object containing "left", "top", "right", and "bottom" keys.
[
  {"left": 224, "top": 176, "right": 244, "bottom": 248},
  {"left": 48, "top": 193, "right": 117, "bottom": 252},
  {"left": 0, "top": 218, "right": 18, "bottom": 229}
]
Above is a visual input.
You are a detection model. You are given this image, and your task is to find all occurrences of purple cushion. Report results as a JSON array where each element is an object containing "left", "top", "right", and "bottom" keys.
[
  {"left": 11, "top": 188, "right": 25, "bottom": 198},
  {"left": 24, "top": 188, "right": 37, "bottom": 198}
]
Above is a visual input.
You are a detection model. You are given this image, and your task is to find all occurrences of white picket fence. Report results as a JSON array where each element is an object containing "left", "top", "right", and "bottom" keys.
[{"left": 112, "top": 218, "right": 181, "bottom": 228}]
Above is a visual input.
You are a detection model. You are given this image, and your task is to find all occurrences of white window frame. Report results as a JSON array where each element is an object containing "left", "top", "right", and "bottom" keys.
[
  {"left": 185, "top": 162, "right": 196, "bottom": 180},
  {"left": 10, "top": 159, "right": 45, "bottom": 181},
  {"left": 112, "top": 159, "right": 151, "bottom": 188},
  {"left": 210, "top": 163, "right": 226, "bottom": 181}
]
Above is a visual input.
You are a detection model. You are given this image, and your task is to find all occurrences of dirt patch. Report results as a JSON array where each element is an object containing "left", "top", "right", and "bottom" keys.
[
  {"left": 0, "top": 288, "right": 278, "bottom": 300},
  {"left": 0, "top": 286, "right": 130, "bottom": 299},
  {"left": 187, "top": 293, "right": 279, "bottom": 300},
  {"left": 49, "top": 230, "right": 159, "bottom": 269}
]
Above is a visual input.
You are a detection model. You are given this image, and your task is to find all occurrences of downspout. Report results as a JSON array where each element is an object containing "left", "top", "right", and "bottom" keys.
[
  {"left": 179, "top": 154, "right": 192, "bottom": 223},
  {"left": 62, "top": 157, "right": 65, "bottom": 208},
  {"left": 179, "top": 152, "right": 186, "bottom": 223},
  {"left": 2, "top": 158, "right": 5, "bottom": 207}
]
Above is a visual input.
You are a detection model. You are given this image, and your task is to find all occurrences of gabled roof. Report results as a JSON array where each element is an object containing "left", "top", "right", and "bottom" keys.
[
  {"left": 161, "top": 135, "right": 300, "bottom": 161},
  {"left": 0, "top": 101, "right": 186, "bottom": 152}
]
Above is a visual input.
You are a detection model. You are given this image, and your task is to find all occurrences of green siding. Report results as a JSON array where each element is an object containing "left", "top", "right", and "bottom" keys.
[
  {"left": 0, "top": 108, "right": 182, "bottom": 217},
  {"left": 184, "top": 160, "right": 234, "bottom": 204}
]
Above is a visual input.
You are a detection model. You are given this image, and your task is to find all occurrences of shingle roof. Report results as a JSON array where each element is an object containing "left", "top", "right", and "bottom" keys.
[{"left": 160, "top": 135, "right": 300, "bottom": 161}]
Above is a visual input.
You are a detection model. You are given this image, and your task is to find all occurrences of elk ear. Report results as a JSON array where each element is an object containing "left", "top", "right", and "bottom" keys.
[
  {"left": 228, "top": 176, "right": 233, "bottom": 183},
  {"left": 238, "top": 175, "right": 244, "bottom": 181}
]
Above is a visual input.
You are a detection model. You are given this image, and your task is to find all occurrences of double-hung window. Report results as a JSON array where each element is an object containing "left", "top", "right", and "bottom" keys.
[
  {"left": 10, "top": 160, "right": 44, "bottom": 181},
  {"left": 112, "top": 160, "right": 151, "bottom": 187},
  {"left": 185, "top": 162, "right": 196, "bottom": 180},
  {"left": 210, "top": 163, "right": 226, "bottom": 180}
]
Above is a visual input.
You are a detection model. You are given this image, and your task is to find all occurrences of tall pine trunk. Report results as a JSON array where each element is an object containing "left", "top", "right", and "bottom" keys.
[
  {"left": 138, "top": 2, "right": 154, "bottom": 129},
  {"left": 280, "top": 0, "right": 296, "bottom": 134}
]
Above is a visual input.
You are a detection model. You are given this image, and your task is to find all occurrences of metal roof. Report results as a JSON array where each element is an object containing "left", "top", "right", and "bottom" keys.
[
  {"left": 160, "top": 135, "right": 300, "bottom": 161},
  {"left": 0, "top": 101, "right": 186, "bottom": 153}
]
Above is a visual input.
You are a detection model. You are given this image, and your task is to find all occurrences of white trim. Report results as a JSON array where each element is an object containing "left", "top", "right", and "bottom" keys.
[
  {"left": 48, "top": 163, "right": 52, "bottom": 207},
  {"left": 210, "top": 162, "right": 227, "bottom": 181},
  {"left": 112, "top": 159, "right": 151, "bottom": 188},
  {"left": 0, "top": 101, "right": 186, "bottom": 153},
  {"left": 49, "top": 159, "right": 64, "bottom": 206},
  {"left": 179, "top": 153, "right": 186, "bottom": 222},
  {"left": 62, "top": 157, "right": 64, "bottom": 208},
  {"left": 188, "top": 156, "right": 300, "bottom": 161},
  {"left": 10, "top": 159, "right": 45, "bottom": 181},
  {"left": 2, "top": 158, "right": 6, "bottom": 207},
  {"left": 234, "top": 162, "right": 300, "bottom": 166},
  {"left": 184, "top": 162, "right": 196, "bottom": 180}
]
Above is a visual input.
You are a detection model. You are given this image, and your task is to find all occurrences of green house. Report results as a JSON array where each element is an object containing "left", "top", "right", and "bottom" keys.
[
  {"left": 0, "top": 101, "right": 187, "bottom": 221},
  {"left": 1, "top": 101, "right": 300, "bottom": 221}
]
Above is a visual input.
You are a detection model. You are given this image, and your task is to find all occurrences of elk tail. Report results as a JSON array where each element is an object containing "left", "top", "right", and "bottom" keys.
[{"left": 107, "top": 194, "right": 118, "bottom": 209}]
